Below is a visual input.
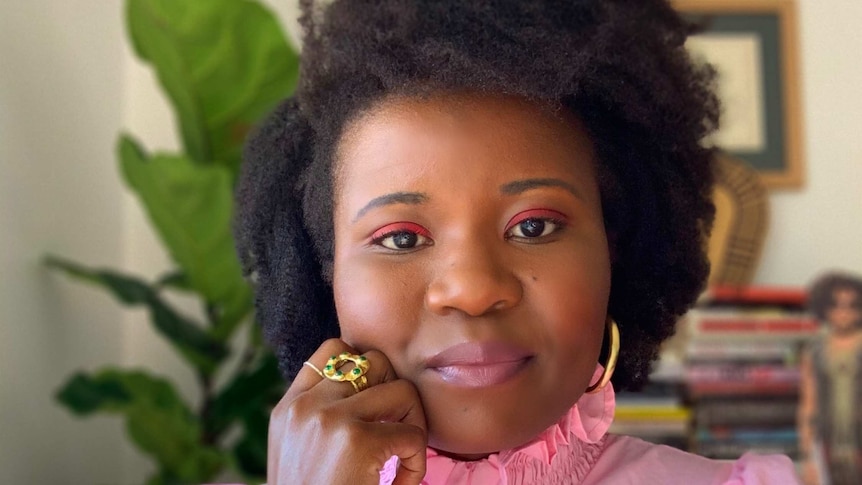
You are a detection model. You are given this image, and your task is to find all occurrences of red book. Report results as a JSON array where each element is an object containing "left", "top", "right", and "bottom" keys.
[
  {"left": 697, "top": 318, "right": 819, "bottom": 334},
  {"left": 706, "top": 286, "right": 807, "bottom": 306}
]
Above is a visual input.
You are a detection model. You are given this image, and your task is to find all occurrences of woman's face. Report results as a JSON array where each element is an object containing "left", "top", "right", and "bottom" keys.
[
  {"left": 331, "top": 93, "right": 611, "bottom": 458},
  {"left": 827, "top": 287, "right": 861, "bottom": 333}
]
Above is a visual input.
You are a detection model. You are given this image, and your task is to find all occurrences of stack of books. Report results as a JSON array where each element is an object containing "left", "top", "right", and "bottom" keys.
[
  {"left": 681, "top": 286, "right": 819, "bottom": 460},
  {"left": 611, "top": 379, "right": 691, "bottom": 450}
]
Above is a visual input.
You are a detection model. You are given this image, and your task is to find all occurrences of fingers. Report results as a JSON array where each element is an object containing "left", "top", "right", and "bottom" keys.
[
  {"left": 367, "top": 421, "right": 427, "bottom": 485},
  {"left": 269, "top": 338, "right": 428, "bottom": 484},
  {"left": 285, "top": 338, "right": 359, "bottom": 399},
  {"left": 348, "top": 379, "right": 427, "bottom": 432},
  {"left": 288, "top": 339, "right": 397, "bottom": 397},
  {"left": 288, "top": 338, "right": 398, "bottom": 401},
  {"left": 268, "top": 383, "right": 428, "bottom": 485}
]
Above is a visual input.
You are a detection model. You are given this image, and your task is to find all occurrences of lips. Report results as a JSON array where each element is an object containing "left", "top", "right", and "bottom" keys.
[{"left": 425, "top": 341, "right": 533, "bottom": 388}]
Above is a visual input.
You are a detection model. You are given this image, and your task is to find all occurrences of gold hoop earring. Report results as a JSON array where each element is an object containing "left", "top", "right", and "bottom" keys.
[{"left": 585, "top": 318, "right": 620, "bottom": 394}]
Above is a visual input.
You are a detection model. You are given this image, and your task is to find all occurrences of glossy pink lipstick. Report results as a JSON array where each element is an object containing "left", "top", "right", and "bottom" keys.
[{"left": 426, "top": 341, "right": 533, "bottom": 388}]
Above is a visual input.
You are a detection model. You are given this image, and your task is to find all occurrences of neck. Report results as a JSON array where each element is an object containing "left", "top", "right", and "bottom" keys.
[
  {"left": 431, "top": 448, "right": 493, "bottom": 461},
  {"left": 831, "top": 326, "right": 861, "bottom": 338}
]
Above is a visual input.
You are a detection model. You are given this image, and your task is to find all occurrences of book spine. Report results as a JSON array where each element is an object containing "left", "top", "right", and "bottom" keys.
[
  {"left": 706, "top": 286, "right": 808, "bottom": 306},
  {"left": 688, "top": 381, "right": 798, "bottom": 398},
  {"left": 685, "top": 364, "right": 800, "bottom": 383},
  {"left": 696, "top": 399, "right": 798, "bottom": 427}
]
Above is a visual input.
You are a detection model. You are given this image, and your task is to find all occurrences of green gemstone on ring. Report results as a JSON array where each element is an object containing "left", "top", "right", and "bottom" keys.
[
  {"left": 335, "top": 370, "right": 343, "bottom": 377},
  {"left": 329, "top": 355, "right": 336, "bottom": 360},
  {"left": 325, "top": 364, "right": 333, "bottom": 370},
  {"left": 352, "top": 368, "right": 361, "bottom": 375},
  {"left": 359, "top": 356, "right": 367, "bottom": 361}
]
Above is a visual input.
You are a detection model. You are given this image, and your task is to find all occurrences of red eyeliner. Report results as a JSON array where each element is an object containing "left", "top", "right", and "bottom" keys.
[
  {"left": 505, "top": 208, "right": 568, "bottom": 231},
  {"left": 370, "top": 221, "right": 432, "bottom": 241}
]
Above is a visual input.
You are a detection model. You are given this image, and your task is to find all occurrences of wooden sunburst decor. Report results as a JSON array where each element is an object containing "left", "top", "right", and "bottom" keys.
[{"left": 707, "top": 154, "right": 770, "bottom": 286}]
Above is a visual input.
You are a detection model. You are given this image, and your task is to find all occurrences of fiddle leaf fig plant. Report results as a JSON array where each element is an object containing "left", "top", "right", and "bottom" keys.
[{"left": 47, "top": 0, "right": 298, "bottom": 482}]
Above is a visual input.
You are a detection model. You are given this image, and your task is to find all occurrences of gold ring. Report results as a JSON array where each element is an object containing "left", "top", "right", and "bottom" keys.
[
  {"left": 322, "top": 352, "right": 370, "bottom": 393},
  {"left": 303, "top": 361, "right": 325, "bottom": 378}
]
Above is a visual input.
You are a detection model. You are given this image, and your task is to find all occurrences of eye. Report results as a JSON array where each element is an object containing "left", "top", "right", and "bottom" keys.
[
  {"left": 505, "top": 209, "right": 568, "bottom": 241},
  {"left": 371, "top": 222, "right": 433, "bottom": 251}
]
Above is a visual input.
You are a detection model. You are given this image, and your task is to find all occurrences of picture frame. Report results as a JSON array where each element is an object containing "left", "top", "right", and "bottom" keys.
[{"left": 674, "top": 0, "right": 804, "bottom": 189}]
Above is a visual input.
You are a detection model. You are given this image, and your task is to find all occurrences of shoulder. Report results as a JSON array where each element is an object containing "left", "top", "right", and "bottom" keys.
[
  {"left": 581, "top": 435, "right": 799, "bottom": 485},
  {"left": 722, "top": 452, "right": 802, "bottom": 484}
]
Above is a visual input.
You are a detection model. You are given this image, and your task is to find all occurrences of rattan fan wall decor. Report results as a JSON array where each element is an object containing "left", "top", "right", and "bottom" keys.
[{"left": 707, "top": 154, "right": 770, "bottom": 286}]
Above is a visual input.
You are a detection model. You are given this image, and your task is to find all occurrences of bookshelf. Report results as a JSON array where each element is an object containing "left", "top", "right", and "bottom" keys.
[
  {"left": 617, "top": 286, "right": 819, "bottom": 463},
  {"left": 684, "top": 286, "right": 815, "bottom": 461}
]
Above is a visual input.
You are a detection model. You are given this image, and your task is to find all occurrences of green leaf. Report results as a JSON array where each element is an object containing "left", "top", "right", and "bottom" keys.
[
  {"left": 45, "top": 255, "right": 152, "bottom": 305},
  {"left": 56, "top": 372, "right": 133, "bottom": 415},
  {"left": 232, "top": 407, "right": 270, "bottom": 479},
  {"left": 126, "top": 0, "right": 299, "bottom": 175},
  {"left": 57, "top": 369, "right": 228, "bottom": 482},
  {"left": 155, "top": 270, "right": 193, "bottom": 292},
  {"left": 128, "top": 406, "right": 227, "bottom": 481},
  {"left": 208, "top": 352, "right": 283, "bottom": 436},
  {"left": 46, "top": 256, "right": 227, "bottom": 374},
  {"left": 118, "top": 135, "right": 253, "bottom": 341}
]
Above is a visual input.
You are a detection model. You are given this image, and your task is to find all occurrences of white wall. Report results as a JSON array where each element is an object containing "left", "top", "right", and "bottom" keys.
[
  {"left": 0, "top": 2, "right": 129, "bottom": 484},
  {"left": 0, "top": 1, "right": 300, "bottom": 483},
  {"left": 754, "top": 0, "right": 862, "bottom": 285},
  {"left": 0, "top": 0, "right": 858, "bottom": 483}
]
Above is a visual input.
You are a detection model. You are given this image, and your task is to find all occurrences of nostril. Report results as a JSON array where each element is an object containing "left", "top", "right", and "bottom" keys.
[{"left": 491, "top": 300, "right": 509, "bottom": 312}]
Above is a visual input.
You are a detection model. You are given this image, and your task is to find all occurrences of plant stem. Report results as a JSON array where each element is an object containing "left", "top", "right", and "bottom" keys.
[{"left": 199, "top": 370, "right": 217, "bottom": 446}]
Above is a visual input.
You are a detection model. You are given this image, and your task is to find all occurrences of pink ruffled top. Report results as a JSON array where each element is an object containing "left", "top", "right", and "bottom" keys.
[{"left": 380, "top": 372, "right": 800, "bottom": 484}]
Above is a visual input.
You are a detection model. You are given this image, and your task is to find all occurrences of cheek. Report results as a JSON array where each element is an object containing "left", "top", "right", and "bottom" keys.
[
  {"left": 831, "top": 308, "right": 862, "bottom": 326},
  {"left": 333, "top": 258, "right": 420, "bottom": 353},
  {"left": 528, "top": 245, "right": 610, "bottom": 380},
  {"left": 547, "top": 282, "right": 607, "bottom": 368},
  {"left": 559, "top": 253, "right": 610, "bottom": 357}
]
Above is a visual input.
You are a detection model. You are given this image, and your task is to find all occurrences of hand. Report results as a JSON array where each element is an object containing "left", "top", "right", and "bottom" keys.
[
  {"left": 801, "top": 459, "right": 819, "bottom": 485},
  {"left": 267, "top": 339, "right": 428, "bottom": 485}
]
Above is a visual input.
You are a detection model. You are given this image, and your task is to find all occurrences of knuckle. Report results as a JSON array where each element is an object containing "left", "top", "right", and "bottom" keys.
[
  {"left": 283, "top": 394, "right": 346, "bottom": 438},
  {"left": 336, "top": 420, "right": 367, "bottom": 446},
  {"left": 282, "top": 392, "right": 317, "bottom": 423},
  {"left": 346, "top": 421, "right": 366, "bottom": 442},
  {"left": 315, "top": 403, "right": 345, "bottom": 431}
]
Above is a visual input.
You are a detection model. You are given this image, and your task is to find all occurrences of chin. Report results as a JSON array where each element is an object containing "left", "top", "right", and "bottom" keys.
[
  {"left": 417, "top": 376, "right": 585, "bottom": 459},
  {"left": 425, "top": 421, "right": 545, "bottom": 460}
]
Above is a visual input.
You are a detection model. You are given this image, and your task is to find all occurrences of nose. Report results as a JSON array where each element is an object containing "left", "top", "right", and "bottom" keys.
[{"left": 425, "top": 241, "right": 523, "bottom": 317}]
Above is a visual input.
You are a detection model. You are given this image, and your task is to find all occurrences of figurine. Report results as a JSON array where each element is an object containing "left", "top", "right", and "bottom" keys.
[{"left": 799, "top": 272, "right": 862, "bottom": 485}]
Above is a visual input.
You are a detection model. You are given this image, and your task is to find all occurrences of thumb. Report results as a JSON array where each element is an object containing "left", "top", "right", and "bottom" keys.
[
  {"left": 392, "top": 454, "right": 426, "bottom": 485},
  {"left": 382, "top": 425, "right": 426, "bottom": 485}
]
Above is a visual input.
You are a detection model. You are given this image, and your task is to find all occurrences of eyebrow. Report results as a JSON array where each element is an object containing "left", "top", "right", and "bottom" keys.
[
  {"left": 500, "top": 178, "right": 581, "bottom": 198},
  {"left": 353, "top": 191, "right": 428, "bottom": 222},
  {"left": 352, "top": 178, "right": 579, "bottom": 223}
]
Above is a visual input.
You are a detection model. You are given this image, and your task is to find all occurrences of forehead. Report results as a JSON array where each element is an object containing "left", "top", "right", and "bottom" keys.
[
  {"left": 333, "top": 92, "right": 598, "bottom": 201},
  {"left": 833, "top": 287, "right": 860, "bottom": 302}
]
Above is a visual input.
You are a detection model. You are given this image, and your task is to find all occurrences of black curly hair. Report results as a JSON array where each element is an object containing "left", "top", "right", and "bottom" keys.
[
  {"left": 235, "top": 0, "right": 719, "bottom": 390},
  {"left": 808, "top": 272, "right": 862, "bottom": 325}
]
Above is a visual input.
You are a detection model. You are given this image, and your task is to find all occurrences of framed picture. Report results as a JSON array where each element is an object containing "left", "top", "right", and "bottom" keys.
[{"left": 674, "top": 0, "right": 804, "bottom": 189}]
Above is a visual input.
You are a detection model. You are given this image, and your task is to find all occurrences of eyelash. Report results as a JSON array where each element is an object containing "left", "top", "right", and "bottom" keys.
[
  {"left": 369, "top": 209, "right": 568, "bottom": 251},
  {"left": 370, "top": 222, "right": 433, "bottom": 251},
  {"left": 504, "top": 209, "right": 568, "bottom": 241}
]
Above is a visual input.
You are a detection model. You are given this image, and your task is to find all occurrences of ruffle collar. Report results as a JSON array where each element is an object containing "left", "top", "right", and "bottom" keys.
[{"left": 380, "top": 365, "right": 616, "bottom": 485}]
